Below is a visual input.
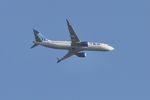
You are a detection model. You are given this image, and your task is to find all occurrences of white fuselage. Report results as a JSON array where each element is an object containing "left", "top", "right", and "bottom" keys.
[{"left": 35, "top": 40, "right": 114, "bottom": 52}]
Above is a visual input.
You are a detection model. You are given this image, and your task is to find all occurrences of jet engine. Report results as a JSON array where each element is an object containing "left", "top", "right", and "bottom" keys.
[
  {"left": 80, "top": 41, "right": 89, "bottom": 47},
  {"left": 76, "top": 52, "right": 86, "bottom": 57}
]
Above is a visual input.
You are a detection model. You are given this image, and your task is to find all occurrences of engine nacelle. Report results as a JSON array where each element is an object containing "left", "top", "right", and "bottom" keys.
[
  {"left": 80, "top": 41, "right": 89, "bottom": 47},
  {"left": 76, "top": 52, "right": 86, "bottom": 57}
]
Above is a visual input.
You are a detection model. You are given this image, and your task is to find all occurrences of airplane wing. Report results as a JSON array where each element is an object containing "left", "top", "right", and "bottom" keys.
[
  {"left": 66, "top": 19, "right": 80, "bottom": 45},
  {"left": 57, "top": 20, "right": 81, "bottom": 63},
  {"left": 57, "top": 51, "right": 75, "bottom": 63}
]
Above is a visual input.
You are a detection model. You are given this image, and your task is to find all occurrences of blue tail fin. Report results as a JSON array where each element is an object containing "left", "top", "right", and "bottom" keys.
[
  {"left": 33, "top": 29, "right": 47, "bottom": 42},
  {"left": 31, "top": 29, "right": 47, "bottom": 49}
]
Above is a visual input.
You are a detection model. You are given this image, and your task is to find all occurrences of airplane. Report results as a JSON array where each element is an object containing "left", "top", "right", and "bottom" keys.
[{"left": 31, "top": 19, "right": 114, "bottom": 63}]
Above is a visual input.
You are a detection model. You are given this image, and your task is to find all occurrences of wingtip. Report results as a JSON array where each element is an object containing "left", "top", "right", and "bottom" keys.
[
  {"left": 57, "top": 61, "right": 60, "bottom": 63},
  {"left": 66, "top": 19, "right": 69, "bottom": 25},
  {"left": 57, "top": 58, "right": 61, "bottom": 63}
]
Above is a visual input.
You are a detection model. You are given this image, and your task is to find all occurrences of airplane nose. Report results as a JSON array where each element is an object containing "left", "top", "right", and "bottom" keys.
[
  {"left": 100, "top": 44, "right": 114, "bottom": 51},
  {"left": 109, "top": 46, "right": 114, "bottom": 51}
]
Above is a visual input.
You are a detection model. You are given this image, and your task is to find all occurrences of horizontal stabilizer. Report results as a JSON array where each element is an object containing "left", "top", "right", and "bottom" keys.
[{"left": 30, "top": 42, "right": 38, "bottom": 49}]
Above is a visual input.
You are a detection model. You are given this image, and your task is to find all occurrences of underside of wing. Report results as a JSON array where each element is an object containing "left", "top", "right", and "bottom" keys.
[
  {"left": 66, "top": 19, "right": 80, "bottom": 45},
  {"left": 57, "top": 51, "right": 75, "bottom": 63}
]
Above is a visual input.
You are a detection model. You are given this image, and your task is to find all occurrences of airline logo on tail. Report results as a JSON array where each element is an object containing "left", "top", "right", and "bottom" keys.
[
  {"left": 33, "top": 29, "right": 47, "bottom": 42},
  {"left": 31, "top": 29, "right": 48, "bottom": 48}
]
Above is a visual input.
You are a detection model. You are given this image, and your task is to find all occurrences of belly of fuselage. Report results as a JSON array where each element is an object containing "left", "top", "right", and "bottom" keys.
[{"left": 43, "top": 41, "right": 71, "bottom": 50}]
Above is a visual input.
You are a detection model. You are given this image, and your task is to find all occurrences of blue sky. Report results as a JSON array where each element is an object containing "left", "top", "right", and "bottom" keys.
[{"left": 0, "top": 0, "right": 150, "bottom": 100}]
